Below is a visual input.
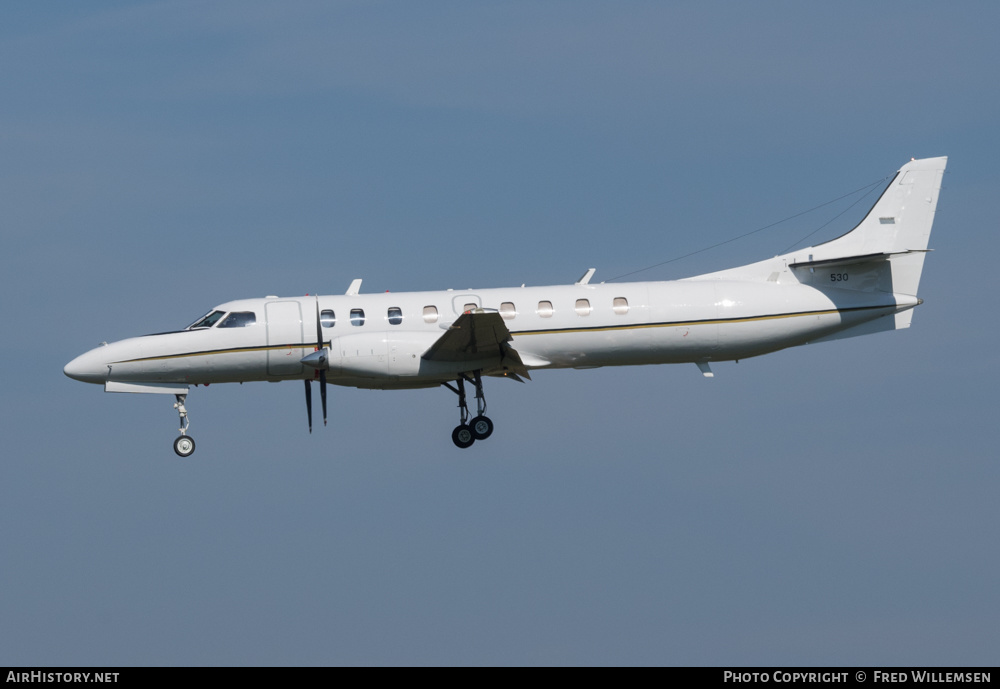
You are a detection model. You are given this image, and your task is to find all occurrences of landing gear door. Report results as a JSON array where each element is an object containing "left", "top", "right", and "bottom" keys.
[{"left": 266, "top": 301, "right": 305, "bottom": 376}]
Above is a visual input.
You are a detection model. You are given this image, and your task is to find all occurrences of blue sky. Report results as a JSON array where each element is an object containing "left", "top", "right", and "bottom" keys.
[{"left": 2, "top": 1, "right": 997, "bottom": 665}]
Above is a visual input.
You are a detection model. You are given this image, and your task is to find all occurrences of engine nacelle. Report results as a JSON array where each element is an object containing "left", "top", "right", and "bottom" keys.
[{"left": 329, "top": 331, "right": 442, "bottom": 379}]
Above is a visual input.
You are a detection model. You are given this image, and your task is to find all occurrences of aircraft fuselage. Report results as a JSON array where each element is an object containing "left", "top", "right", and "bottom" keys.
[{"left": 65, "top": 278, "right": 911, "bottom": 390}]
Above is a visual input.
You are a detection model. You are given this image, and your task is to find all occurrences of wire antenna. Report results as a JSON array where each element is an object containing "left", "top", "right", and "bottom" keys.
[{"left": 605, "top": 174, "right": 893, "bottom": 282}]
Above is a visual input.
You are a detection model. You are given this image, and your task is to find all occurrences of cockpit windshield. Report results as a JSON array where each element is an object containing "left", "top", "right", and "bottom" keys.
[
  {"left": 218, "top": 311, "right": 256, "bottom": 328},
  {"left": 186, "top": 310, "right": 226, "bottom": 330}
]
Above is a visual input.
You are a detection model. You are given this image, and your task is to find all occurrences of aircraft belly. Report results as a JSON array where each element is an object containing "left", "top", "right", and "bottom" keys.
[
  {"left": 513, "top": 329, "right": 647, "bottom": 367},
  {"left": 712, "top": 283, "right": 900, "bottom": 359},
  {"left": 646, "top": 322, "right": 719, "bottom": 362},
  {"left": 107, "top": 360, "right": 146, "bottom": 382},
  {"left": 715, "top": 313, "right": 845, "bottom": 359},
  {"left": 331, "top": 377, "right": 443, "bottom": 390}
]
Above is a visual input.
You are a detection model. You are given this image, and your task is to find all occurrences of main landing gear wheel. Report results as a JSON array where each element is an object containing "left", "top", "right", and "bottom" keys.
[
  {"left": 443, "top": 371, "right": 498, "bottom": 448},
  {"left": 470, "top": 415, "right": 494, "bottom": 440},
  {"left": 173, "top": 435, "right": 196, "bottom": 457},
  {"left": 452, "top": 424, "right": 475, "bottom": 449}
]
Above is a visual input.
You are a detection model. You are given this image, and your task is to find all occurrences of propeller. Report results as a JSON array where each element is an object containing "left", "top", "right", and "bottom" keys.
[
  {"left": 304, "top": 377, "right": 313, "bottom": 433},
  {"left": 302, "top": 296, "right": 329, "bottom": 433}
]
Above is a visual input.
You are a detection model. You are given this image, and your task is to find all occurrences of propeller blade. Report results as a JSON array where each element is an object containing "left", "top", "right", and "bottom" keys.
[
  {"left": 304, "top": 379, "right": 313, "bottom": 434},
  {"left": 315, "top": 295, "right": 328, "bottom": 428},
  {"left": 315, "top": 296, "right": 324, "bottom": 350},
  {"left": 320, "top": 370, "right": 327, "bottom": 427}
]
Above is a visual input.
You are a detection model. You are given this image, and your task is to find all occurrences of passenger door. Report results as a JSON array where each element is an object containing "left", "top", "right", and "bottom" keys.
[{"left": 265, "top": 301, "right": 305, "bottom": 376}]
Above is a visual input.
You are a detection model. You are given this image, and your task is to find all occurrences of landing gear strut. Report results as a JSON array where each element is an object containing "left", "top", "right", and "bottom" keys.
[
  {"left": 443, "top": 371, "right": 494, "bottom": 449},
  {"left": 172, "top": 393, "right": 196, "bottom": 457}
]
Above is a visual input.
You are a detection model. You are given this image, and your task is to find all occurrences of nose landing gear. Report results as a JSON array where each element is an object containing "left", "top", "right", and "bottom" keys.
[
  {"left": 172, "top": 394, "right": 196, "bottom": 457},
  {"left": 443, "top": 371, "right": 494, "bottom": 449}
]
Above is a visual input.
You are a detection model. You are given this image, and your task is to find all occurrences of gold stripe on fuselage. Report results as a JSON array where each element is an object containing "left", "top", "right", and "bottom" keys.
[
  {"left": 115, "top": 305, "right": 888, "bottom": 363},
  {"left": 115, "top": 342, "right": 323, "bottom": 364},
  {"left": 510, "top": 304, "right": 885, "bottom": 337}
]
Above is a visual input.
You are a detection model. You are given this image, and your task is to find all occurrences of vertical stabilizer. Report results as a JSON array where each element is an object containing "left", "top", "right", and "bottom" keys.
[
  {"left": 688, "top": 157, "right": 947, "bottom": 297},
  {"left": 804, "top": 156, "right": 947, "bottom": 295}
]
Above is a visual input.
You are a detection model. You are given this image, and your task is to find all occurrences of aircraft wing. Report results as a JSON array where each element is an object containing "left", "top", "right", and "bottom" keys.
[{"left": 422, "top": 311, "right": 530, "bottom": 378}]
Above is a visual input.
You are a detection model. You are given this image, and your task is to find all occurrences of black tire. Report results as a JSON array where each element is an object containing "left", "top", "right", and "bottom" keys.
[
  {"left": 470, "top": 415, "right": 494, "bottom": 440},
  {"left": 173, "top": 435, "right": 196, "bottom": 457},
  {"left": 452, "top": 424, "right": 475, "bottom": 449}
]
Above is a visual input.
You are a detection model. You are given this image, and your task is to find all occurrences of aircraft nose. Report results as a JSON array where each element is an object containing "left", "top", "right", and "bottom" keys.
[{"left": 64, "top": 348, "right": 108, "bottom": 384}]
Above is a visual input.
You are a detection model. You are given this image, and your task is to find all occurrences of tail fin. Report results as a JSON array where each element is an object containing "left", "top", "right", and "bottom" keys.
[
  {"left": 691, "top": 157, "right": 947, "bottom": 300},
  {"left": 689, "top": 157, "right": 947, "bottom": 337},
  {"left": 800, "top": 156, "right": 947, "bottom": 296}
]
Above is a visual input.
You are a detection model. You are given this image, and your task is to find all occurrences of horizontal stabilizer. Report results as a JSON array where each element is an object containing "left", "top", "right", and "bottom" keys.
[{"left": 788, "top": 250, "right": 928, "bottom": 270}]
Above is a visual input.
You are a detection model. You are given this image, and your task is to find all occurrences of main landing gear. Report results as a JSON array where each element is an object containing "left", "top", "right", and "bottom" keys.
[
  {"left": 443, "top": 371, "right": 494, "bottom": 449},
  {"left": 172, "top": 393, "right": 196, "bottom": 457}
]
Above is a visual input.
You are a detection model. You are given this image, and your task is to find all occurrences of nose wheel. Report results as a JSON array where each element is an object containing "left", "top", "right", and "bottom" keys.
[
  {"left": 172, "top": 394, "right": 196, "bottom": 457},
  {"left": 173, "top": 434, "right": 196, "bottom": 457},
  {"left": 443, "top": 372, "right": 494, "bottom": 449}
]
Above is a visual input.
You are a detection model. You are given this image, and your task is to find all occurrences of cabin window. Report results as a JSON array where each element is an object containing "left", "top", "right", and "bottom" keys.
[
  {"left": 537, "top": 301, "right": 554, "bottom": 318},
  {"left": 613, "top": 297, "right": 629, "bottom": 315},
  {"left": 387, "top": 307, "right": 403, "bottom": 325},
  {"left": 320, "top": 310, "right": 336, "bottom": 328},
  {"left": 218, "top": 311, "right": 257, "bottom": 328},
  {"left": 575, "top": 299, "right": 591, "bottom": 316},
  {"left": 187, "top": 310, "right": 226, "bottom": 330},
  {"left": 463, "top": 302, "right": 478, "bottom": 313},
  {"left": 423, "top": 306, "right": 438, "bottom": 323},
  {"left": 350, "top": 308, "right": 365, "bottom": 326},
  {"left": 500, "top": 302, "right": 517, "bottom": 320}
]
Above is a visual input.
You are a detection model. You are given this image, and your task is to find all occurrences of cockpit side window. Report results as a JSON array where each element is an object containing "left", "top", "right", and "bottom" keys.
[
  {"left": 218, "top": 311, "right": 257, "bottom": 328},
  {"left": 187, "top": 310, "right": 226, "bottom": 330}
]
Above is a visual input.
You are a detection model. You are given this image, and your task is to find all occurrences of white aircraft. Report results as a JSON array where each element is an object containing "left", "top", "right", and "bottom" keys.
[{"left": 65, "top": 156, "right": 947, "bottom": 456}]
